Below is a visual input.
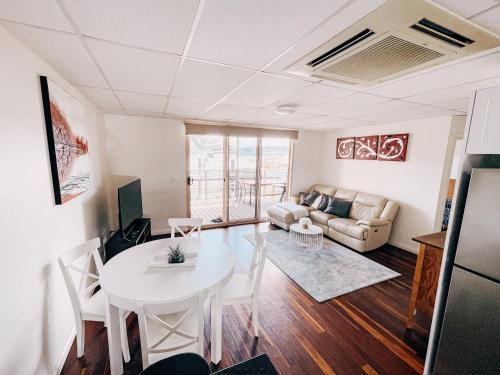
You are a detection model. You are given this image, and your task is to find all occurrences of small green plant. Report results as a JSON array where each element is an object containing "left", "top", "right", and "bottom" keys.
[{"left": 168, "top": 244, "right": 185, "bottom": 264}]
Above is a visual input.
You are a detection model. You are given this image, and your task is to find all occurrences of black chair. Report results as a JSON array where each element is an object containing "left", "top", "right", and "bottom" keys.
[{"left": 139, "top": 353, "right": 211, "bottom": 375}]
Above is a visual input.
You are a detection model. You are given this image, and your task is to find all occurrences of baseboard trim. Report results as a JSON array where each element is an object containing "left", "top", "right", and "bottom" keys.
[
  {"left": 389, "top": 241, "right": 418, "bottom": 254},
  {"left": 52, "top": 326, "right": 75, "bottom": 375}
]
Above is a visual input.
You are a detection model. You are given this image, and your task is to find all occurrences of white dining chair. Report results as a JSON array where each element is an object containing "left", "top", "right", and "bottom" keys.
[
  {"left": 109, "top": 289, "right": 208, "bottom": 368},
  {"left": 222, "top": 233, "right": 268, "bottom": 337},
  {"left": 168, "top": 218, "right": 203, "bottom": 238},
  {"left": 58, "top": 238, "right": 130, "bottom": 361}
]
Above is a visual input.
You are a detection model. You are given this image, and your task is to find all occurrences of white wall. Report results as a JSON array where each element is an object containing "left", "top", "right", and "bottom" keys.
[
  {"left": 0, "top": 27, "right": 110, "bottom": 374},
  {"left": 105, "top": 115, "right": 187, "bottom": 234},
  {"left": 291, "top": 130, "right": 324, "bottom": 195},
  {"left": 320, "top": 117, "right": 454, "bottom": 252}
]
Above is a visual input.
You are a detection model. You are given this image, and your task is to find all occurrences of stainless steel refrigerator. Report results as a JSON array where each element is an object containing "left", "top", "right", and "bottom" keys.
[{"left": 426, "top": 155, "right": 500, "bottom": 374}]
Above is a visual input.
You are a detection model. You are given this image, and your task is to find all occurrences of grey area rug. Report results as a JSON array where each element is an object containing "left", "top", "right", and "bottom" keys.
[{"left": 245, "top": 230, "right": 400, "bottom": 302}]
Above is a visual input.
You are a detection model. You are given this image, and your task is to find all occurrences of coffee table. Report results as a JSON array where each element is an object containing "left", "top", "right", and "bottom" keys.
[{"left": 289, "top": 223, "right": 323, "bottom": 251}]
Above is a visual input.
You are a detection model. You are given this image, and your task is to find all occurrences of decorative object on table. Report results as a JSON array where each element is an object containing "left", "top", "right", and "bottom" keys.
[
  {"left": 354, "top": 135, "right": 379, "bottom": 160},
  {"left": 168, "top": 244, "right": 185, "bottom": 263},
  {"left": 299, "top": 217, "right": 312, "bottom": 229},
  {"left": 336, "top": 137, "right": 355, "bottom": 159},
  {"left": 246, "top": 230, "right": 400, "bottom": 302},
  {"left": 378, "top": 133, "right": 409, "bottom": 162},
  {"left": 40, "top": 76, "right": 90, "bottom": 204},
  {"left": 289, "top": 223, "right": 323, "bottom": 251}
]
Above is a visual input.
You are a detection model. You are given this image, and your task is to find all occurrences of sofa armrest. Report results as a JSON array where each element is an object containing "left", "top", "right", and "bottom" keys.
[
  {"left": 357, "top": 218, "right": 391, "bottom": 227},
  {"left": 290, "top": 196, "right": 300, "bottom": 204}
]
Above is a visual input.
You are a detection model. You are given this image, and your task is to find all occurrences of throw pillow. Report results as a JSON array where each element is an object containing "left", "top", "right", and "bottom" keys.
[
  {"left": 304, "top": 191, "right": 320, "bottom": 206},
  {"left": 324, "top": 197, "right": 353, "bottom": 218},
  {"left": 318, "top": 195, "right": 331, "bottom": 211},
  {"left": 311, "top": 194, "right": 323, "bottom": 209},
  {"left": 299, "top": 192, "right": 308, "bottom": 205}
]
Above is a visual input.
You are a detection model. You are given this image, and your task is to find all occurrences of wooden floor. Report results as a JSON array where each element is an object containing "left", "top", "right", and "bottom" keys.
[{"left": 61, "top": 223, "right": 430, "bottom": 375}]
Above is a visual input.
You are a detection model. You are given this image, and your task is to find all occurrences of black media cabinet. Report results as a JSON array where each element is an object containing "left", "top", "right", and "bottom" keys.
[{"left": 104, "top": 217, "right": 151, "bottom": 262}]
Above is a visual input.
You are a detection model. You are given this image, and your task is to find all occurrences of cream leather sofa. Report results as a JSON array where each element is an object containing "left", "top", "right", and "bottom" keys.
[{"left": 267, "top": 184, "right": 399, "bottom": 252}]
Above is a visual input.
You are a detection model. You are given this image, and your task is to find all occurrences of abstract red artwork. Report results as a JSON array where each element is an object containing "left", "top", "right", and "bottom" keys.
[
  {"left": 336, "top": 137, "right": 355, "bottom": 159},
  {"left": 377, "top": 133, "right": 409, "bottom": 162},
  {"left": 41, "top": 76, "right": 90, "bottom": 204},
  {"left": 354, "top": 135, "right": 378, "bottom": 160}
]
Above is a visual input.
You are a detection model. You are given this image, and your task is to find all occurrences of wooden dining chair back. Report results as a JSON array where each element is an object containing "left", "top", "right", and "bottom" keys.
[
  {"left": 58, "top": 238, "right": 130, "bottom": 360},
  {"left": 109, "top": 290, "right": 208, "bottom": 368},
  {"left": 222, "top": 233, "right": 268, "bottom": 337},
  {"left": 168, "top": 218, "right": 203, "bottom": 238}
]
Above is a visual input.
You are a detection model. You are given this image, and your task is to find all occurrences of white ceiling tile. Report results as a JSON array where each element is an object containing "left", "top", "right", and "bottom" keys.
[
  {"left": 231, "top": 108, "right": 280, "bottom": 124},
  {"left": 405, "top": 76, "right": 500, "bottom": 105},
  {"left": 87, "top": 38, "right": 180, "bottom": 95},
  {"left": 294, "top": 115, "right": 332, "bottom": 127},
  {"left": 3, "top": 22, "right": 106, "bottom": 87},
  {"left": 301, "top": 93, "right": 390, "bottom": 115},
  {"left": 368, "top": 52, "right": 500, "bottom": 98},
  {"left": 165, "top": 97, "right": 213, "bottom": 118},
  {"left": 188, "top": 0, "right": 350, "bottom": 70},
  {"left": 204, "top": 103, "right": 255, "bottom": 121},
  {"left": 63, "top": 0, "right": 199, "bottom": 54},
  {"left": 305, "top": 118, "right": 374, "bottom": 130},
  {"left": 222, "top": 73, "right": 309, "bottom": 107},
  {"left": 270, "top": 112, "right": 318, "bottom": 125},
  {"left": 264, "top": 0, "right": 387, "bottom": 76},
  {"left": 270, "top": 83, "right": 353, "bottom": 108},
  {"left": 335, "top": 100, "right": 421, "bottom": 119},
  {"left": 76, "top": 85, "right": 122, "bottom": 110},
  {"left": 0, "top": 0, "right": 73, "bottom": 31},
  {"left": 469, "top": 5, "right": 500, "bottom": 35},
  {"left": 433, "top": 0, "right": 498, "bottom": 18},
  {"left": 434, "top": 97, "right": 471, "bottom": 111},
  {"left": 171, "top": 59, "right": 254, "bottom": 102},
  {"left": 116, "top": 91, "right": 167, "bottom": 112},
  {"left": 125, "top": 110, "right": 164, "bottom": 118},
  {"left": 357, "top": 105, "right": 465, "bottom": 123}
]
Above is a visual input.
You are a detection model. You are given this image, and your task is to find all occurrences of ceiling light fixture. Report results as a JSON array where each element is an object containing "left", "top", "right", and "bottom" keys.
[{"left": 274, "top": 105, "right": 297, "bottom": 115}]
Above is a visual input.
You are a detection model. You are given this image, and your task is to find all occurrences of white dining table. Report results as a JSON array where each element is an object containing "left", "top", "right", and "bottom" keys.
[{"left": 100, "top": 237, "right": 236, "bottom": 375}]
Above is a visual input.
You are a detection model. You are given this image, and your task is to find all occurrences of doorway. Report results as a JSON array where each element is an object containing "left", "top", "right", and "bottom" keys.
[{"left": 187, "top": 134, "right": 292, "bottom": 226}]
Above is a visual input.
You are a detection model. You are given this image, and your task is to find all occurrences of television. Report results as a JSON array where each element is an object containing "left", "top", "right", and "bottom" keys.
[{"left": 118, "top": 179, "right": 143, "bottom": 235}]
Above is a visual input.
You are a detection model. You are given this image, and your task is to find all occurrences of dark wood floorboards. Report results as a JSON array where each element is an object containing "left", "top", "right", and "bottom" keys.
[{"left": 61, "top": 223, "right": 430, "bottom": 375}]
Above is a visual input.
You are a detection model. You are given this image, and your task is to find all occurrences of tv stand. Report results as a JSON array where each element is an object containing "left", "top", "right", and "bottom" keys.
[{"left": 105, "top": 217, "right": 151, "bottom": 262}]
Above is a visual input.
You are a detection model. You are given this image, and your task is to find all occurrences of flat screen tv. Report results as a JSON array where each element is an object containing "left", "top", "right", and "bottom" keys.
[{"left": 118, "top": 179, "right": 143, "bottom": 235}]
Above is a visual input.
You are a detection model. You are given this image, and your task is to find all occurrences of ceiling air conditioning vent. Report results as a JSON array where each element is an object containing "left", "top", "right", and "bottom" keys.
[
  {"left": 308, "top": 28, "right": 375, "bottom": 67},
  {"left": 286, "top": 0, "right": 500, "bottom": 87},
  {"left": 411, "top": 18, "right": 475, "bottom": 48}
]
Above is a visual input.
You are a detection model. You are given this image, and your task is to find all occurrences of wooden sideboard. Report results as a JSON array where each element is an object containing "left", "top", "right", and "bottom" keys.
[{"left": 406, "top": 231, "right": 446, "bottom": 329}]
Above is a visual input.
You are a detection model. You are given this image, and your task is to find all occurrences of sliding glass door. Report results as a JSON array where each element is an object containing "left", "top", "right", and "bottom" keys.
[
  {"left": 187, "top": 135, "right": 225, "bottom": 225},
  {"left": 260, "top": 138, "right": 291, "bottom": 219},
  {"left": 187, "top": 134, "right": 292, "bottom": 226},
  {"left": 228, "top": 136, "right": 258, "bottom": 222}
]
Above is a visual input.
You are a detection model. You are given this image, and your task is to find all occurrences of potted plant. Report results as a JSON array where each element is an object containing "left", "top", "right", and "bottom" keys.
[{"left": 168, "top": 244, "right": 185, "bottom": 264}]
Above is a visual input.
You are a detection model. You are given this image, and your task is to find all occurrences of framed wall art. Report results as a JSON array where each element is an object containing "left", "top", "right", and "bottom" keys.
[
  {"left": 336, "top": 137, "right": 355, "bottom": 159},
  {"left": 377, "top": 133, "right": 409, "bottom": 162},
  {"left": 40, "top": 76, "right": 90, "bottom": 204},
  {"left": 354, "top": 135, "right": 379, "bottom": 160}
]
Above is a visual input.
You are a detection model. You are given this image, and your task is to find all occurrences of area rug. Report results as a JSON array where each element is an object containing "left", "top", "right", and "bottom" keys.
[{"left": 245, "top": 230, "right": 400, "bottom": 302}]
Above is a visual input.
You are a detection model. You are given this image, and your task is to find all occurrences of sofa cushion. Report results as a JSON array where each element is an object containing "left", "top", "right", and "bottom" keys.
[
  {"left": 267, "top": 205, "right": 294, "bottom": 223},
  {"left": 309, "top": 210, "right": 336, "bottom": 225},
  {"left": 300, "top": 191, "right": 320, "bottom": 206},
  {"left": 324, "top": 197, "right": 353, "bottom": 218},
  {"left": 328, "top": 218, "right": 368, "bottom": 240},
  {"left": 349, "top": 192, "right": 387, "bottom": 221},
  {"left": 318, "top": 194, "right": 331, "bottom": 211},
  {"left": 311, "top": 194, "right": 323, "bottom": 209},
  {"left": 334, "top": 189, "right": 358, "bottom": 201},
  {"left": 309, "top": 184, "right": 337, "bottom": 196}
]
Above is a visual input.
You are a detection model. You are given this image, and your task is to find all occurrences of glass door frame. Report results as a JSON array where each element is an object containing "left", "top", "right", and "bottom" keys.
[{"left": 186, "top": 135, "right": 293, "bottom": 228}]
